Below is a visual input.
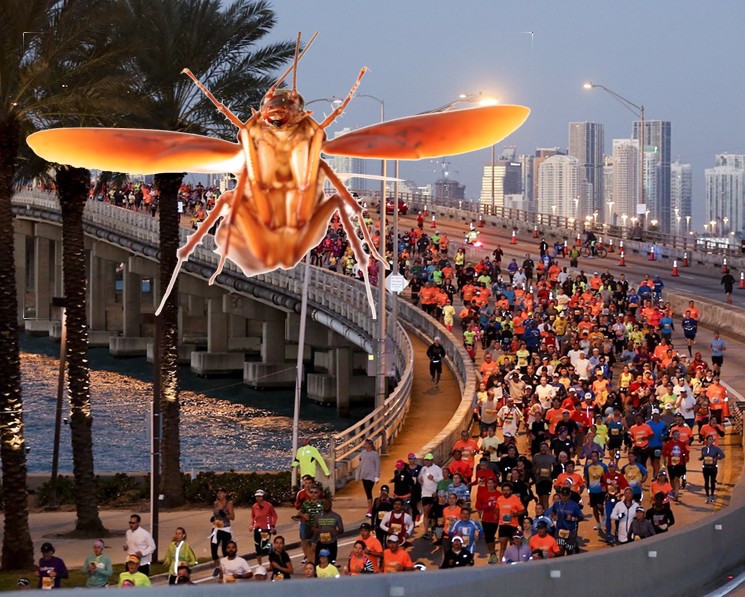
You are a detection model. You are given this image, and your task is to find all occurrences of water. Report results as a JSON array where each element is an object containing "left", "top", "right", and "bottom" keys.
[{"left": 19, "top": 335, "right": 370, "bottom": 473}]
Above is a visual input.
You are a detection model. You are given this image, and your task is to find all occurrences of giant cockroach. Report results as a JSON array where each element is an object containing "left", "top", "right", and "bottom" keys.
[{"left": 27, "top": 34, "right": 529, "bottom": 318}]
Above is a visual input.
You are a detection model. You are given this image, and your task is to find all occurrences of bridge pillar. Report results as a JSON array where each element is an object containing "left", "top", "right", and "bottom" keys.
[
  {"left": 336, "top": 346, "right": 351, "bottom": 418},
  {"left": 88, "top": 254, "right": 108, "bottom": 331},
  {"left": 26, "top": 236, "right": 52, "bottom": 335},
  {"left": 110, "top": 264, "right": 150, "bottom": 356},
  {"left": 14, "top": 230, "right": 27, "bottom": 327}
]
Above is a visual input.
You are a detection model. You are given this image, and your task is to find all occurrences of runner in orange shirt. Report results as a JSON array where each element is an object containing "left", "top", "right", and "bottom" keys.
[
  {"left": 629, "top": 414, "right": 654, "bottom": 468},
  {"left": 382, "top": 536, "right": 413, "bottom": 572},
  {"left": 528, "top": 521, "right": 561, "bottom": 558},
  {"left": 706, "top": 378, "right": 729, "bottom": 423},
  {"left": 495, "top": 482, "right": 526, "bottom": 561}
]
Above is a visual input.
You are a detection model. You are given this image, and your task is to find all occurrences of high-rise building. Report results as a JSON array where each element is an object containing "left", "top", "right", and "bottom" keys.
[
  {"left": 611, "top": 139, "right": 639, "bottom": 227},
  {"left": 533, "top": 148, "right": 565, "bottom": 211},
  {"left": 632, "top": 120, "right": 671, "bottom": 232},
  {"left": 536, "top": 155, "right": 580, "bottom": 219},
  {"left": 325, "top": 127, "right": 368, "bottom": 190},
  {"left": 603, "top": 154, "right": 615, "bottom": 224},
  {"left": 705, "top": 154, "right": 745, "bottom": 237},
  {"left": 434, "top": 178, "right": 465, "bottom": 200},
  {"left": 479, "top": 158, "right": 521, "bottom": 212},
  {"left": 670, "top": 161, "right": 693, "bottom": 235},
  {"left": 568, "top": 122, "right": 605, "bottom": 221}
]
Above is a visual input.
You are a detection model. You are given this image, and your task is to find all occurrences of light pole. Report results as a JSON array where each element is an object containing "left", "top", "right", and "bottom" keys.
[
  {"left": 607, "top": 201, "right": 615, "bottom": 227},
  {"left": 686, "top": 215, "right": 691, "bottom": 235},
  {"left": 584, "top": 82, "right": 646, "bottom": 231},
  {"left": 356, "top": 93, "right": 388, "bottom": 412},
  {"left": 621, "top": 213, "right": 628, "bottom": 229},
  {"left": 291, "top": 97, "right": 342, "bottom": 488}
]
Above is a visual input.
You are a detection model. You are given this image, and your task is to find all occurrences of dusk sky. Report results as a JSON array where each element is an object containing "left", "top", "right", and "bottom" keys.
[{"left": 260, "top": 0, "right": 745, "bottom": 228}]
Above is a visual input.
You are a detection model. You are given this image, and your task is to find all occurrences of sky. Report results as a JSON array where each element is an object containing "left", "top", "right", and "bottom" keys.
[{"left": 256, "top": 0, "right": 745, "bottom": 228}]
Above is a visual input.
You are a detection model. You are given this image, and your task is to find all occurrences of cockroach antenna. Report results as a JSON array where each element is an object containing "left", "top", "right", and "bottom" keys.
[
  {"left": 268, "top": 32, "right": 318, "bottom": 96},
  {"left": 292, "top": 32, "right": 301, "bottom": 92}
]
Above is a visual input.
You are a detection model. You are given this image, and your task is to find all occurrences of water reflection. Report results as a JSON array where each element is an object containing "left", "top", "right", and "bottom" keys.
[{"left": 21, "top": 336, "right": 368, "bottom": 473}]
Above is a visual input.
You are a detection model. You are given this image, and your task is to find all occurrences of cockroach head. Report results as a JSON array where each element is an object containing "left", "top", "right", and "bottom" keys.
[{"left": 260, "top": 89, "right": 305, "bottom": 127}]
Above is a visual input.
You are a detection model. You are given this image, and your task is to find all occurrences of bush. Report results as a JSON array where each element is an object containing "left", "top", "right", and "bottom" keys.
[
  {"left": 34, "top": 471, "right": 295, "bottom": 508},
  {"left": 182, "top": 472, "right": 294, "bottom": 507}
]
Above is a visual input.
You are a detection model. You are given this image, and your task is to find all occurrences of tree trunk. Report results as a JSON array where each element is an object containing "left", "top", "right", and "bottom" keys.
[
  {"left": 155, "top": 173, "right": 184, "bottom": 507},
  {"left": 0, "top": 115, "right": 34, "bottom": 568},
  {"left": 56, "top": 166, "right": 107, "bottom": 535}
]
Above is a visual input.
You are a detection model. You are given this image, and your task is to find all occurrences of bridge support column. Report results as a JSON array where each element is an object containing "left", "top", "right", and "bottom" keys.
[
  {"left": 110, "top": 264, "right": 150, "bottom": 356},
  {"left": 336, "top": 347, "right": 351, "bottom": 418},
  {"left": 89, "top": 255, "right": 117, "bottom": 346},
  {"left": 26, "top": 237, "right": 52, "bottom": 335},
  {"left": 14, "top": 230, "right": 27, "bottom": 327},
  {"left": 190, "top": 294, "right": 246, "bottom": 376}
]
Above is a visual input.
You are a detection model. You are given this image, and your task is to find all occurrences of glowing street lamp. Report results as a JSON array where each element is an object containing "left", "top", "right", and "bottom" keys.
[{"left": 584, "top": 82, "right": 646, "bottom": 231}]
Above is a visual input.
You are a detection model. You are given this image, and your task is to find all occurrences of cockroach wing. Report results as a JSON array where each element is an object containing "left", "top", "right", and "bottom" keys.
[
  {"left": 321, "top": 105, "right": 530, "bottom": 160},
  {"left": 27, "top": 128, "right": 244, "bottom": 175}
]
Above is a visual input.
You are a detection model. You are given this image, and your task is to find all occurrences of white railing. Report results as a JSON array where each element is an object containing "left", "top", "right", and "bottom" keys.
[{"left": 13, "top": 189, "right": 418, "bottom": 484}]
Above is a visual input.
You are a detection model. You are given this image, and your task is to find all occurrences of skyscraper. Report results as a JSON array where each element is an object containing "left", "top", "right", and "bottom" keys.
[
  {"left": 705, "top": 154, "right": 745, "bottom": 237},
  {"left": 632, "top": 120, "right": 671, "bottom": 232},
  {"left": 568, "top": 122, "right": 605, "bottom": 221},
  {"left": 611, "top": 139, "right": 639, "bottom": 227},
  {"left": 325, "top": 127, "right": 368, "bottom": 190},
  {"left": 479, "top": 158, "right": 521, "bottom": 212},
  {"left": 533, "top": 148, "right": 565, "bottom": 211},
  {"left": 671, "top": 161, "right": 693, "bottom": 235},
  {"left": 536, "top": 155, "right": 580, "bottom": 219}
]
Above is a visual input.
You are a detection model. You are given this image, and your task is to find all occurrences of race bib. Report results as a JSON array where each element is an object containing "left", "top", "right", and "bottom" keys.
[
  {"left": 42, "top": 577, "right": 53, "bottom": 590},
  {"left": 390, "top": 524, "right": 402, "bottom": 535},
  {"left": 320, "top": 532, "right": 332, "bottom": 543},
  {"left": 502, "top": 513, "right": 512, "bottom": 524},
  {"left": 214, "top": 520, "right": 224, "bottom": 529},
  {"left": 704, "top": 457, "right": 714, "bottom": 466},
  {"left": 539, "top": 468, "right": 551, "bottom": 477},
  {"left": 670, "top": 457, "right": 680, "bottom": 465},
  {"left": 611, "top": 428, "right": 620, "bottom": 435},
  {"left": 558, "top": 529, "right": 570, "bottom": 539},
  {"left": 260, "top": 532, "right": 270, "bottom": 541},
  {"left": 378, "top": 511, "right": 386, "bottom": 520}
]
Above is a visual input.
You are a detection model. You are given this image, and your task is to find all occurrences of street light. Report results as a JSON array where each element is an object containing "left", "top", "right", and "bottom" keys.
[
  {"left": 291, "top": 97, "right": 343, "bottom": 489},
  {"left": 607, "top": 201, "right": 615, "bottom": 227},
  {"left": 584, "top": 82, "right": 646, "bottom": 231},
  {"left": 355, "top": 93, "right": 388, "bottom": 413},
  {"left": 621, "top": 213, "right": 628, "bottom": 228}
]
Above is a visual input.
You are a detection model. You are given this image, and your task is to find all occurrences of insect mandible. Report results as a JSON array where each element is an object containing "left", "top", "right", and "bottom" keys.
[{"left": 27, "top": 33, "right": 530, "bottom": 319}]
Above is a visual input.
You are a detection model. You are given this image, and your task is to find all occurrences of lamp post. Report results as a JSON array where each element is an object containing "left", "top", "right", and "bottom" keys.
[
  {"left": 291, "top": 97, "right": 342, "bottom": 488},
  {"left": 607, "top": 201, "right": 615, "bottom": 227},
  {"left": 584, "top": 82, "right": 646, "bottom": 231},
  {"left": 621, "top": 213, "right": 628, "bottom": 229},
  {"left": 686, "top": 215, "right": 691, "bottom": 235},
  {"left": 356, "top": 93, "right": 388, "bottom": 412}
]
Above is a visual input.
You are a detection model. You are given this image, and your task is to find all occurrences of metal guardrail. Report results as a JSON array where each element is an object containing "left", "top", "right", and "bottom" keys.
[
  {"left": 355, "top": 187, "right": 742, "bottom": 258},
  {"left": 13, "top": 190, "right": 420, "bottom": 484}
]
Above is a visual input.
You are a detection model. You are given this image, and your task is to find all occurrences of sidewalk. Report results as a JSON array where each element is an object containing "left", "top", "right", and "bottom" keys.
[{"left": 4, "top": 332, "right": 463, "bottom": 574}]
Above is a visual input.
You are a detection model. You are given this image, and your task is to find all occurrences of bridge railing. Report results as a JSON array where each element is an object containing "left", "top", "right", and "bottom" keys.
[{"left": 13, "top": 190, "right": 422, "bottom": 486}]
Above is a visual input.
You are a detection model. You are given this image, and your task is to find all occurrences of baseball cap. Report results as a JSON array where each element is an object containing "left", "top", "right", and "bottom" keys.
[
  {"left": 127, "top": 554, "right": 141, "bottom": 564},
  {"left": 380, "top": 485, "right": 390, "bottom": 492},
  {"left": 651, "top": 408, "right": 660, "bottom": 414},
  {"left": 451, "top": 536, "right": 464, "bottom": 543},
  {"left": 407, "top": 452, "right": 417, "bottom": 459},
  {"left": 17, "top": 579, "right": 30, "bottom": 587},
  {"left": 359, "top": 522, "right": 372, "bottom": 530},
  {"left": 255, "top": 489, "right": 265, "bottom": 497},
  {"left": 254, "top": 565, "right": 267, "bottom": 577},
  {"left": 41, "top": 542, "right": 54, "bottom": 553},
  {"left": 560, "top": 487, "right": 571, "bottom": 496},
  {"left": 424, "top": 453, "right": 434, "bottom": 460},
  {"left": 536, "top": 521, "right": 548, "bottom": 529},
  {"left": 636, "top": 507, "right": 646, "bottom": 513},
  {"left": 695, "top": 352, "right": 701, "bottom": 357},
  {"left": 386, "top": 535, "right": 400, "bottom": 543},
  {"left": 395, "top": 459, "right": 405, "bottom": 469},
  {"left": 319, "top": 549, "right": 331, "bottom": 557}
]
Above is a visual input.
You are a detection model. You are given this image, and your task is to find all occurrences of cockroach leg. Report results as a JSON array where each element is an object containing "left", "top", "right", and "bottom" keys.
[
  {"left": 321, "top": 161, "right": 387, "bottom": 265},
  {"left": 319, "top": 66, "right": 369, "bottom": 130},
  {"left": 155, "top": 192, "right": 233, "bottom": 316},
  {"left": 335, "top": 203, "right": 377, "bottom": 319},
  {"left": 182, "top": 69, "right": 244, "bottom": 130}
]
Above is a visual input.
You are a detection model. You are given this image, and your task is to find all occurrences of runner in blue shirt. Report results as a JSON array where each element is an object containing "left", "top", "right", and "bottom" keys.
[
  {"left": 448, "top": 507, "right": 484, "bottom": 555},
  {"left": 647, "top": 409, "right": 667, "bottom": 478}
]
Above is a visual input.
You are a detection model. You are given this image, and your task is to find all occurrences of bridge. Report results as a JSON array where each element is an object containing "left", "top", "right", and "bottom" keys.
[{"left": 10, "top": 189, "right": 745, "bottom": 595}]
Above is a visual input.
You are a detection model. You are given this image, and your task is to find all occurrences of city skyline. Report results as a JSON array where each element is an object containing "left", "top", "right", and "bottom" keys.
[{"left": 260, "top": 0, "right": 744, "bottom": 230}]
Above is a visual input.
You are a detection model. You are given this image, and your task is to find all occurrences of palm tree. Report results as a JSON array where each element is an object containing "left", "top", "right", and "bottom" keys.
[
  {"left": 0, "top": 0, "right": 137, "bottom": 554},
  {"left": 119, "top": 0, "right": 296, "bottom": 506},
  {"left": 55, "top": 166, "right": 107, "bottom": 535}
]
